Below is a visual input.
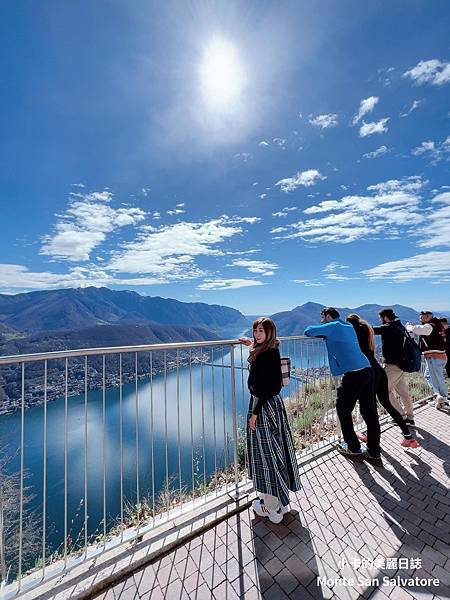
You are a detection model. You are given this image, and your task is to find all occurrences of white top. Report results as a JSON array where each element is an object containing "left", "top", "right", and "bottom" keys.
[{"left": 406, "top": 323, "right": 433, "bottom": 336}]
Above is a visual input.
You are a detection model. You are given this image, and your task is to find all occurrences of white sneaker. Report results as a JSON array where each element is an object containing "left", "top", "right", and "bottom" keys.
[
  {"left": 252, "top": 498, "right": 284, "bottom": 524},
  {"left": 280, "top": 504, "right": 291, "bottom": 514},
  {"left": 435, "top": 395, "right": 446, "bottom": 409}
]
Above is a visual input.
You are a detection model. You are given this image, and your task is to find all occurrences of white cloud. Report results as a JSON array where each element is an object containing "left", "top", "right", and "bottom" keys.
[
  {"left": 411, "top": 135, "right": 450, "bottom": 164},
  {"left": 259, "top": 140, "right": 269, "bottom": 147},
  {"left": 0, "top": 264, "right": 173, "bottom": 291},
  {"left": 359, "top": 118, "right": 389, "bottom": 137},
  {"left": 403, "top": 59, "right": 450, "bottom": 86},
  {"left": 107, "top": 216, "right": 259, "bottom": 284},
  {"left": 259, "top": 193, "right": 267, "bottom": 199},
  {"left": 275, "top": 169, "right": 326, "bottom": 193},
  {"left": 197, "top": 278, "right": 264, "bottom": 290},
  {"left": 272, "top": 206, "right": 298, "bottom": 217},
  {"left": 141, "top": 187, "right": 151, "bottom": 197},
  {"left": 352, "top": 97, "right": 379, "bottom": 125},
  {"left": 272, "top": 138, "right": 287, "bottom": 149},
  {"left": 229, "top": 259, "right": 278, "bottom": 276},
  {"left": 363, "top": 251, "right": 450, "bottom": 281},
  {"left": 71, "top": 183, "right": 85, "bottom": 188},
  {"left": 40, "top": 191, "right": 146, "bottom": 262},
  {"left": 292, "top": 279, "right": 325, "bottom": 287},
  {"left": 309, "top": 114, "right": 339, "bottom": 129},
  {"left": 274, "top": 177, "right": 426, "bottom": 245},
  {"left": 233, "top": 152, "right": 253, "bottom": 161},
  {"left": 363, "top": 145, "right": 390, "bottom": 159},
  {"left": 323, "top": 262, "right": 349, "bottom": 273},
  {"left": 417, "top": 191, "right": 450, "bottom": 249},
  {"left": 400, "top": 100, "right": 423, "bottom": 117}
]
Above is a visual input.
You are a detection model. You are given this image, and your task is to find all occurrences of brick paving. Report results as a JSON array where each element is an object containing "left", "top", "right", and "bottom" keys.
[{"left": 95, "top": 404, "right": 450, "bottom": 600}]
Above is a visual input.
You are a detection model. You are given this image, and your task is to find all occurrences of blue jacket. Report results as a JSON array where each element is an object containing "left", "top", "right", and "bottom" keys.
[{"left": 304, "top": 319, "right": 370, "bottom": 376}]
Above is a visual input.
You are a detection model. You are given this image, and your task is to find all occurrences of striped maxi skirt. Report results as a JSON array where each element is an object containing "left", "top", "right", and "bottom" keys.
[{"left": 247, "top": 394, "right": 301, "bottom": 508}]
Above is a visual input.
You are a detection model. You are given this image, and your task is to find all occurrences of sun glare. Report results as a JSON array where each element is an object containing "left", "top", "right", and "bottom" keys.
[{"left": 200, "top": 39, "right": 245, "bottom": 107}]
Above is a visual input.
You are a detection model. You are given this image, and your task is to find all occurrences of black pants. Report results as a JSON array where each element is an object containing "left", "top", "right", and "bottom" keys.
[
  {"left": 336, "top": 367, "right": 381, "bottom": 456},
  {"left": 371, "top": 359, "right": 411, "bottom": 437}
]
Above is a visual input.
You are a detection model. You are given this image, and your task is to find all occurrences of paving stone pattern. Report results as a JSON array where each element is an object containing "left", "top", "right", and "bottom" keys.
[{"left": 96, "top": 404, "right": 450, "bottom": 600}]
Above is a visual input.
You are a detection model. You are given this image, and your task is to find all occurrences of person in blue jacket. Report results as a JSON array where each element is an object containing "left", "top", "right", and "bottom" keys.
[{"left": 304, "top": 307, "right": 382, "bottom": 465}]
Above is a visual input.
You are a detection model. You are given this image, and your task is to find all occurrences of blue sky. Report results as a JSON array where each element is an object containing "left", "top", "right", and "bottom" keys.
[{"left": 1, "top": 0, "right": 450, "bottom": 314}]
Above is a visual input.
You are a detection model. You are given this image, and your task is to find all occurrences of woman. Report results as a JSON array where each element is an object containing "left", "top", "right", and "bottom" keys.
[
  {"left": 240, "top": 317, "right": 301, "bottom": 523},
  {"left": 346, "top": 313, "right": 420, "bottom": 448}
]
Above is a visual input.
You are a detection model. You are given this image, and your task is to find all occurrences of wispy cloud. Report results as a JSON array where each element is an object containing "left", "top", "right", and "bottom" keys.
[
  {"left": 273, "top": 177, "right": 426, "bottom": 245},
  {"left": 309, "top": 113, "right": 339, "bottom": 129},
  {"left": 233, "top": 152, "right": 253, "bottom": 161},
  {"left": 292, "top": 279, "right": 325, "bottom": 287},
  {"left": 400, "top": 99, "right": 423, "bottom": 117},
  {"left": 411, "top": 135, "right": 450, "bottom": 165},
  {"left": 229, "top": 259, "right": 278, "bottom": 276},
  {"left": 40, "top": 190, "right": 146, "bottom": 262},
  {"left": 359, "top": 118, "right": 389, "bottom": 137},
  {"left": 363, "top": 145, "right": 390, "bottom": 159},
  {"left": 197, "top": 278, "right": 264, "bottom": 290},
  {"left": 259, "top": 140, "right": 269, "bottom": 147},
  {"left": 403, "top": 59, "right": 450, "bottom": 86},
  {"left": 352, "top": 96, "right": 379, "bottom": 125},
  {"left": 363, "top": 251, "right": 450, "bottom": 281},
  {"left": 275, "top": 169, "right": 326, "bottom": 193},
  {"left": 0, "top": 263, "right": 171, "bottom": 290},
  {"left": 323, "top": 262, "right": 349, "bottom": 273},
  {"left": 272, "top": 206, "right": 298, "bottom": 218},
  {"left": 107, "top": 216, "right": 259, "bottom": 284}
]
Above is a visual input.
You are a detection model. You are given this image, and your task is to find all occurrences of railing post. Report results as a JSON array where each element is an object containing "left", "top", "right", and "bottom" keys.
[{"left": 230, "top": 345, "right": 240, "bottom": 500}]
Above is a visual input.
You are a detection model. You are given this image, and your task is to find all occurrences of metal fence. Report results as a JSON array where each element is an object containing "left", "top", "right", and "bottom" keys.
[{"left": 0, "top": 336, "right": 430, "bottom": 597}]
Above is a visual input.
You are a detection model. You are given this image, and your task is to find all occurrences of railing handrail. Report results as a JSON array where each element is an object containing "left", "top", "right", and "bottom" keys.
[{"left": 0, "top": 335, "right": 314, "bottom": 365}]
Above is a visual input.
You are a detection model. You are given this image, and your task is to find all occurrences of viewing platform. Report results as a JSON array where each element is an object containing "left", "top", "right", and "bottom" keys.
[{"left": 0, "top": 337, "right": 448, "bottom": 600}]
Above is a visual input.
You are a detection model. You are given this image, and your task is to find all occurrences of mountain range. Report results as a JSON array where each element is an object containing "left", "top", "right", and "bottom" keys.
[
  {"left": 1, "top": 288, "right": 446, "bottom": 357},
  {"left": 0, "top": 287, "right": 247, "bottom": 338},
  {"left": 270, "top": 301, "right": 438, "bottom": 336}
]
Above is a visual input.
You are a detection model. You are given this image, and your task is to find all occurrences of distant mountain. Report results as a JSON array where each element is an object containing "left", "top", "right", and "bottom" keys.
[
  {"left": 0, "top": 287, "right": 248, "bottom": 336},
  {"left": 271, "top": 302, "right": 445, "bottom": 337},
  {"left": 0, "top": 322, "right": 215, "bottom": 357}
]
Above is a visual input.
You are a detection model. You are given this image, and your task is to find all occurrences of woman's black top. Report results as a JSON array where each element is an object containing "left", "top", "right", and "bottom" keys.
[
  {"left": 247, "top": 347, "right": 282, "bottom": 416},
  {"left": 351, "top": 321, "right": 379, "bottom": 369}
]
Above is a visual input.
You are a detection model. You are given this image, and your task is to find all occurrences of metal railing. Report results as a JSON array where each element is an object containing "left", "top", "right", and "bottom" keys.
[{"left": 0, "top": 335, "right": 429, "bottom": 597}]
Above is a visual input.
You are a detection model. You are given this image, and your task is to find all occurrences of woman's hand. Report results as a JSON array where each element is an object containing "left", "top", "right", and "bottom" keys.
[
  {"left": 239, "top": 337, "right": 252, "bottom": 346},
  {"left": 249, "top": 414, "right": 257, "bottom": 431}
]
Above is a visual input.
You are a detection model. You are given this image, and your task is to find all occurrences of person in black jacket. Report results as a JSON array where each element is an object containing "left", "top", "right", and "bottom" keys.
[
  {"left": 346, "top": 314, "right": 420, "bottom": 448},
  {"left": 239, "top": 317, "right": 301, "bottom": 524},
  {"left": 438, "top": 317, "right": 450, "bottom": 381},
  {"left": 373, "top": 309, "right": 415, "bottom": 426}
]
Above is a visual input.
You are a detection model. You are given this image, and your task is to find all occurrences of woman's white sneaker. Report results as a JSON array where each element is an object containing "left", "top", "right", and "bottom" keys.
[{"left": 252, "top": 498, "right": 284, "bottom": 523}]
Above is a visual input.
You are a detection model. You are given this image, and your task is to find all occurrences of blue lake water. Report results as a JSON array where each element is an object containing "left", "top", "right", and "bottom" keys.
[{"left": 0, "top": 340, "right": 326, "bottom": 570}]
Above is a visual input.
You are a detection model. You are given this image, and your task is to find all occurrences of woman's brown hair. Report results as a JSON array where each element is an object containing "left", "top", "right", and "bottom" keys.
[
  {"left": 346, "top": 313, "right": 375, "bottom": 352},
  {"left": 248, "top": 317, "right": 280, "bottom": 362}
]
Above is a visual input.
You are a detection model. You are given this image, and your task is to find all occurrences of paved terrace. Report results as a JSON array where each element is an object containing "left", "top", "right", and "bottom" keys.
[{"left": 93, "top": 402, "right": 450, "bottom": 600}]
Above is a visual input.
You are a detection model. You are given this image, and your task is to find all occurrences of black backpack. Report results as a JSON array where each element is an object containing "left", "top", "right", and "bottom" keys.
[{"left": 394, "top": 322, "right": 422, "bottom": 373}]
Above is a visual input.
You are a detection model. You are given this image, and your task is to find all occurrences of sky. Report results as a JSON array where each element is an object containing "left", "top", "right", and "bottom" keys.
[{"left": 1, "top": 0, "right": 450, "bottom": 314}]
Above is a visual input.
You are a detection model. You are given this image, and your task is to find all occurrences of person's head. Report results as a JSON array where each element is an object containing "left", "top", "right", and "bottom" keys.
[
  {"left": 320, "top": 307, "right": 340, "bottom": 323},
  {"left": 439, "top": 317, "right": 448, "bottom": 330},
  {"left": 252, "top": 317, "right": 275, "bottom": 345},
  {"left": 420, "top": 310, "right": 433, "bottom": 324},
  {"left": 346, "top": 313, "right": 375, "bottom": 351},
  {"left": 249, "top": 317, "right": 279, "bottom": 361},
  {"left": 379, "top": 308, "right": 397, "bottom": 324}
]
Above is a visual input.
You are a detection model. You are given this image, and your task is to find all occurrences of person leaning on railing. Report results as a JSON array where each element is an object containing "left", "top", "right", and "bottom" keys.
[
  {"left": 373, "top": 309, "right": 416, "bottom": 427},
  {"left": 239, "top": 317, "right": 301, "bottom": 524},
  {"left": 346, "top": 313, "right": 420, "bottom": 449},
  {"left": 304, "top": 307, "right": 382, "bottom": 466},
  {"left": 438, "top": 317, "right": 450, "bottom": 381},
  {"left": 406, "top": 311, "right": 449, "bottom": 409}
]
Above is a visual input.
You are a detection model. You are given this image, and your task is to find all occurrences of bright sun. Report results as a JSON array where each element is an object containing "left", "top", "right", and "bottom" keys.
[{"left": 200, "top": 39, "right": 245, "bottom": 108}]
